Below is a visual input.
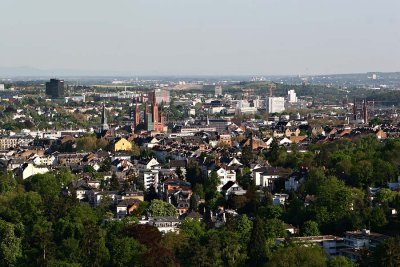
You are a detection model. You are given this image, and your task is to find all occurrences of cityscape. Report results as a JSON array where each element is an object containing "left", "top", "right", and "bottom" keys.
[{"left": 1, "top": 1, "right": 400, "bottom": 267}]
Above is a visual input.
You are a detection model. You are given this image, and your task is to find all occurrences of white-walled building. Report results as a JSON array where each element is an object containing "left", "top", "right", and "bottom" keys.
[
  {"left": 287, "top": 89, "right": 298, "bottom": 103},
  {"left": 210, "top": 167, "right": 237, "bottom": 192},
  {"left": 266, "top": 97, "right": 285, "bottom": 113},
  {"left": 21, "top": 163, "right": 49, "bottom": 180},
  {"left": 252, "top": 166, "right": 283, "bottom": 189},
  {"left": 139, "top": 158, "right": 161, "bottom": 191}
]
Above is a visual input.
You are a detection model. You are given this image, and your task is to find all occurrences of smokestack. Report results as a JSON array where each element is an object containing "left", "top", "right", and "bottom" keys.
[
  {"left": 353, "top": 98, "right": 357, "bottom": 121},
  {"left": 363, "top": 99, "right": 368, "bottom": 125}
]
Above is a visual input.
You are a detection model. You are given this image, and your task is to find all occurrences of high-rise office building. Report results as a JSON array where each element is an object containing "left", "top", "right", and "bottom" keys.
[
  {"left": 45, "top": 79, "right": 64, "bottom": 98},
  {"left": 148, "top": 89, "right": 170, "bottom": 104},
  {"left": 287, "top": 89, "right": 298, "bottom": 103},
  {"left": 215, "top": 85, "right": 223, "bottom": 96},
  {"left": 266, "top": 97, "right": 285, "bottom": 113}
]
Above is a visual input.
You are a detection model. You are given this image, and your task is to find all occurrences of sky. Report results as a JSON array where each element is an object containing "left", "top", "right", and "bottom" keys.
[{"left": 1, "top": 0, "right": 400, "bottom": 76}]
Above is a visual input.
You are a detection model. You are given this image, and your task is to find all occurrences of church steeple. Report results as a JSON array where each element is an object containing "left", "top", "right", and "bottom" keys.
[{"left": 100, "top": 102, "right": 109, "bottom": 132}]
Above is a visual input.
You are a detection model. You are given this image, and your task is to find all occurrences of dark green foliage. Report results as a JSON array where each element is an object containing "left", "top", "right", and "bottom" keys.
[
  {"left": 268, "top": 245, "right": 327, "bottom": 267},
  {"left": 371, "top": 237, "right": 400, "bottom": 267},
  {"left": 301, "top": 220, "right": 320, "bottom": 236},
  {"left": 248, "top": 217, "right": 268, "bottom": 266},
  {"left": 329, "top": 256, "right": 356, "bottom": 267}
]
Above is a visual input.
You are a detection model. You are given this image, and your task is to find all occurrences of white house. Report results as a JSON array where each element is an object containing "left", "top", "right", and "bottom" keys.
[
  {"left": 210, "top": 167, "right": 237, "bottom": 192},
  {"left": 31, "top": 154, "right": 56, "bottom": 166},
  {"left": 279, "top": 137, "right": 292, "bottom": 146},
  {"left": 252, "top": 167, "right": 283, "bottom": 189},
  {"left": 140, "top": 216, "right": 180, "bottom": 234},
  {"left": 22, "top": 163, "right": 49, "bottom": 180},
  {"left": 221, "top": 182, "right": 247, "bottom": 200}
]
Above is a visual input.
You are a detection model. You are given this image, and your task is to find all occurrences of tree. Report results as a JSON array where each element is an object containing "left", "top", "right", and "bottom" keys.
[
  {"left": 179, "top": 219, "right": 206, "bottom": 240},
  {"left": 175, "top": 166, "right": 184, "bottom": 180},
  {"left": 242, "top": 146, "right": 255, "bottom": 166},
  {"left": 228, "top": 195, "right": 247, "bottom": 210},
  {"left": 216, "top": 230, "right": 247, "bottom": 266},
  {"left": 369, "top": 207, "right": 388, "bottom": 230},
  {"left": 376, "top": 188, "right": 397, "bottom": 204},
  {"left": 205, "top": 171, "right": 220, "bottom": 199},
  {"left": 109, "top": 173, "right": 120, "bottom": 191},
  {"left": 371, "top": 237, "right": 400, "bottom": 267},
  {"left": 313, "top": 176, "right": 353, "bottom": 234},
  {"left": 329, "top": 256, "right": 356, "bottom": 267},
  {"left": 350, "top": 160, "right": 374, "bottom": 187},
  {"left": 25, "top": 173, "right": 61, "bottom": 200},
  {"left": 99, "top": 158, "right": 111, "bottom": 172},
  {"left": 268, "top": 245, "right": 327, "bottom": 267},
  {"left": 265, "top": 218, "right": 286, "bottom": 239},
  {"left": 76, "top": 135, "right": 97, "bottom": 152},
  {"left": 130, "top": 142, "right": 141, "bottom": 158},
  {"left": 369, "top": 117, "right": 383, "bottom": 126},
  {"left": 373, "top": 159, "right": 396, "bottom": 186},
  {"left": 192, "top": 184, "right": 205, "bottom": 199},
  {"left": 109, "top": 237, "right": 145, "bottom": 267},
  {"left": 305, "top": 167, "right": 327, "bottom": 195},
  {"left": 248, "top": 217, "right": 268, "bottom": 266},
  {"left": 0, "top": 171, "right": 17, "bottom": 193},
  {"left": 29, "top": 217, "right": 55, "bottom": 267},
  {"left": 80, "top": 220, "right": 110, "bottom": 267},
  {"left": 190, "top": 194, "right": 199, "bottom": 211},
  {"left": 268, "top": 139, "right": 280, "bottom": 164},
  {"left": 0, "top": 219, "right": 22, "bottom": 266},
  {"left": 123, "top": 224, "right": 177, "bottom": 267},
  {"left": 258, "top": 205, "right": 283, "bottom": 220},
  {"left": 147, "top": 199, "right": 178, "bottom": 217},
  {"left": 237, "top": 167, "right": 252, "bottom": 189},
  {"left": 95, "top": 137, "right": 108, "bottom": 150},
  {"left": 186, "top": 161, "right": 202, "bottom": 186},
  {"left": 83, "top": 165, "right": 96, "bottom": 174},
  {"left": 235, "top": 214, "right": 253, "bottom": 244},
  {"left": 301, "top": 220, "right": 320, "bottom": 236}
]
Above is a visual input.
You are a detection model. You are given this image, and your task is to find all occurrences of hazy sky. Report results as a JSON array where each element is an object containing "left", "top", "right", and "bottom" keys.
[{"left": 1, "top": 0, "right": 400, "bottom": 76}]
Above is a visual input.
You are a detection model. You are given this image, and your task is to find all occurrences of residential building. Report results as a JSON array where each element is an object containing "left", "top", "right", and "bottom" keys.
[
  {"left": 139, "top": 158, "right": 161, "bottom": 191},
  {"left": 252, "top": 166, "right": 284, "bottom": 189},
  {"left": 140, "top": 216, "right": 180, "bottom": 234},
  {"left": 210, "top": 167, "right": 237, "bottom": 192},
  {"left": 20, "top": 163, "right": 49, "bottom": 180},
  {"left": 113, "top": 137, "right": 133, "bottom": 152},
  {"left": 276, "top": 235, "right": 345, "bottom": 258}
]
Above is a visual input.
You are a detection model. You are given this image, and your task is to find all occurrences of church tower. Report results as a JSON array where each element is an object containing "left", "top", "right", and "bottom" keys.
[
  {"left": 134, "top": 98, "right": 140, "bottom": 128},
  {"left": 100, "top": 102, "right": 109, "bottom": 132}
]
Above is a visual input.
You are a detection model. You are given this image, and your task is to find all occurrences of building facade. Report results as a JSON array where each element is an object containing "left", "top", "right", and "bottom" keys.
[
  {"left": 45, "top": 79, "right": 64, "bottom": 98},
  {"left": 266, "top": 97, "right": 285, "bottom": 113}
]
